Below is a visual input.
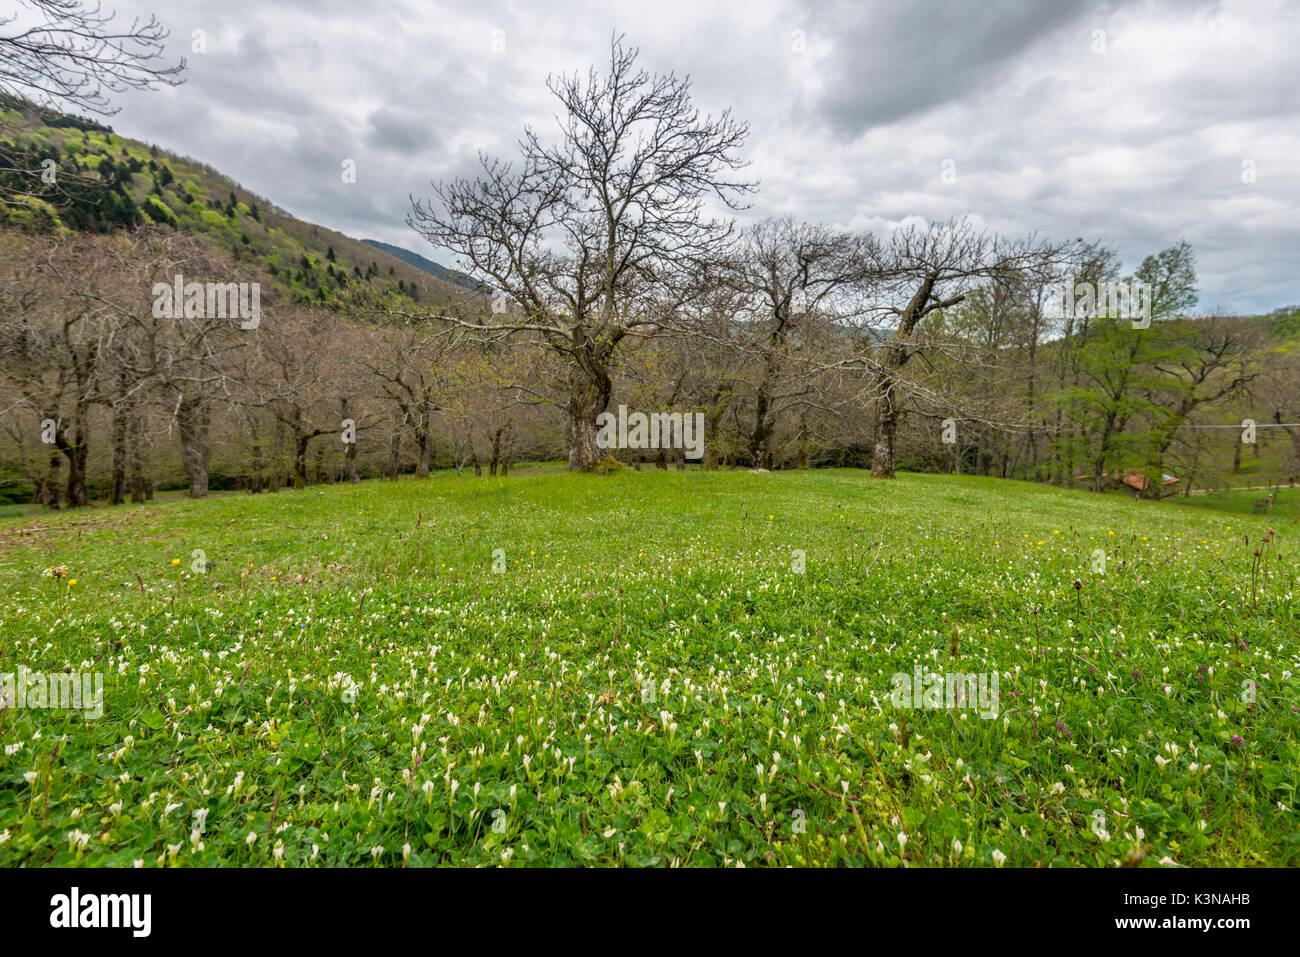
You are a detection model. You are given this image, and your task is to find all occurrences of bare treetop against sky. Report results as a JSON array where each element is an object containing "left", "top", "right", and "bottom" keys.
[{"left": 21, "top": 0, "right": 1300, "bottom": 313}]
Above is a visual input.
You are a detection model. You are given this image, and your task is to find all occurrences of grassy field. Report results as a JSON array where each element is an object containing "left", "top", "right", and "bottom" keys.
[
  {"left": 0, "top": 469, "right": 1296, "bottom": 867},
  {"left": 1169, "top": 485, "right": 1300, "bottom": 522}
]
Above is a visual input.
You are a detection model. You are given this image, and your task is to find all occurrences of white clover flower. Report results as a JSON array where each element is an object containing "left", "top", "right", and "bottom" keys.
[{"left": 992, "top": 849, "right": 1006, "bottom": 867}]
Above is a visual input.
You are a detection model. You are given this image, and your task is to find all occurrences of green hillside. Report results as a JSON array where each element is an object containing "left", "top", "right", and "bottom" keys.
[{"left": 0, "top": 94, "right": 476, "bottom": 313}]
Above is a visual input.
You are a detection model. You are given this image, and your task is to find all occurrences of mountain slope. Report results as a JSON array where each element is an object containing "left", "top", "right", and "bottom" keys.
[
  {"left": 0, "top": 94, "right": 477, "bottom": 313},
  {"left": 360, "top": 238, "right": 483, "bottom": 292}
]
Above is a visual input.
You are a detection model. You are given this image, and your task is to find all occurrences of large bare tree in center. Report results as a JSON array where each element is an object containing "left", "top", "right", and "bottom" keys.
[{"left": 409, "top": 36, "right": 752, "bottom": 470}]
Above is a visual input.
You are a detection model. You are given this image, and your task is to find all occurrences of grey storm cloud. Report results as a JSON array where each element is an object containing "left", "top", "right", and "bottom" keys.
[
  {"left": 28, "top": 0, "right": 1300, "bottom": 314},
  {"left": 804, "top": 0, "right": 1115, "bottom": 137},
  {"left": 366, "top": 107, "right": 440, "bottom": 155}
]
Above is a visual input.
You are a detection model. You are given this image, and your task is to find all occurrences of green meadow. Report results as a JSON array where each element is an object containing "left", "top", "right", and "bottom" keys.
[{"left": 0, "top": 469, "right": 1295, "bottom": 866}]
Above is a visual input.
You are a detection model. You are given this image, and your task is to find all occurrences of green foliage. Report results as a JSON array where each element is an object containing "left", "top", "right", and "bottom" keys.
[{"left": 145, "top": 195, "right": 177, "bottom": 226}]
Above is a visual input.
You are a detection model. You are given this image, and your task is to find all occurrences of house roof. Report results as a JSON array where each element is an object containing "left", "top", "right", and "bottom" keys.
[{"left": 1074, "top": 469, "right": 1180, "bottom": 490}]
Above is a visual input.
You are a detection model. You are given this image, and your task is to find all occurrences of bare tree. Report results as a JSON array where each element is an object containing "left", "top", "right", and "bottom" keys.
[
  {"left": 853, "top": 219, "right": 1085, "bottom": 478},
  {"left": 409, "top": 35, "right": 753, "bottom": 470},
  {"left": 359, "top": 320, "right": 455, "bottom": 478},
  {"left": 0, "top": 232, "right": 132, "bottom": 506},
  {"left": 1255, "top": 349, "right": 1300, "bottom": 485},
  {"left": 249, "top": 306, "right": 346, "bottom": 490},
  {"left": 0, "top": 0, "right": 183, "bottom": 115},
  {"left": 725, "top": 216, "right": 869, "bottom": 468}
]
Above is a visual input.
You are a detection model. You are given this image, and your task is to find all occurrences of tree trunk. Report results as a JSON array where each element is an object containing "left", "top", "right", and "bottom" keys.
[
  {"left": 110, "top": 396, "right": 129, "bottom": 506},
  {"left": 870, "top": 383, "right": 898, "bottom": 478},
  {"left": 345, "top": 438, "right": 359, "bottom": 484},
  {"left": 389, "top": 433, "right": 401, "bottom": 480},
  {"left": 415, "top": 429, "right": 431, "bottom": 478},
  {"left": 250, "top": 438, "right": 265, "bottom": 493},
  {"left": 870, "top": 273, "right": 939, "bottom": 478},
  {"left": 43, "top": 452, "right": 62, "bottom": 508},
  {"left": 294, "top": 433, "right": 311, "bottom": 489},
  {"left": 500, "top": 422, "right": 513, "bottom": 476},
  {"left": 566, "top": 363, "right": 612, "bottom": 471},
  {"left": 54, "top": 421, "right": 89, "bottom": 507},
  {"left": 176, "top": 397, "right": 210, "bottom": 498},
  {"left": 66, "top": 439, "right": 89, "bottom": 506},
  {"left": 750, "top": 383, "right": 773, "bottom": 469}
]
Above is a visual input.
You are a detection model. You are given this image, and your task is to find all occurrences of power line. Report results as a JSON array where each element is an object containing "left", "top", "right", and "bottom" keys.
[{"left": 1177, "top": 423, "right": 1300, "bottom": 429}]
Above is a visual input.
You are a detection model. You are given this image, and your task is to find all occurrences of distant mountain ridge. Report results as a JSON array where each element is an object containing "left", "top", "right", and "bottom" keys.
[{"left": 360, "top": 239, "right": 484, "bottom": 292}]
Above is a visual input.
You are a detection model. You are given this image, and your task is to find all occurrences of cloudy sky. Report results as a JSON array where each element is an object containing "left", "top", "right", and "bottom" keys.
[{"left": 36, "top": 0, "right": 1300, "bottom": 312}]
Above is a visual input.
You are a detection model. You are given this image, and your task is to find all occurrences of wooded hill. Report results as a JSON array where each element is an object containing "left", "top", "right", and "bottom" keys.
[{"left": 0, "top": 93, "right": 472, "bottom": 312}]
